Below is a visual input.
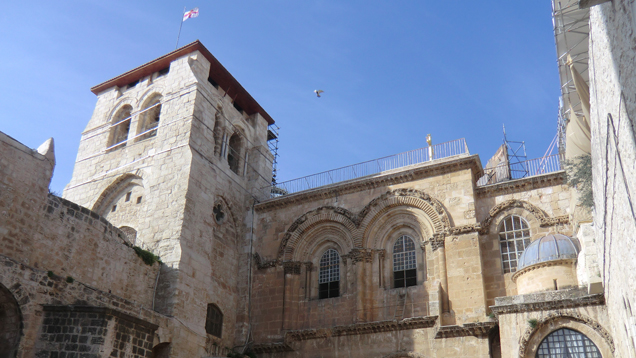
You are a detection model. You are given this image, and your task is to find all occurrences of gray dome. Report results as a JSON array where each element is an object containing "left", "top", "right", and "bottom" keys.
[{"left": 517, "top": 234, "right": 580, "bottom": 271}]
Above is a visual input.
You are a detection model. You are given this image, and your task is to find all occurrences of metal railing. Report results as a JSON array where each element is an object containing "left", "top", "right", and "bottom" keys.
[
  {"left": 477, "top": 154, "right": 563, "bottom": 186},
  {"left": 266, "top": 138, "right": 469, "bottom": 198}
]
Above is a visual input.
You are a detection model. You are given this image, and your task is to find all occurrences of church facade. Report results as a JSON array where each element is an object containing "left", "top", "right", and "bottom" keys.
[{"left": 0, "top": 1, "right": 634, "bottom": 357}]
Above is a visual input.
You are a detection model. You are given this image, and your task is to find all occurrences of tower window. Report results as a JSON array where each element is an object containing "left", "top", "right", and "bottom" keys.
[
  {"left": 125, "top": 192, "right": 132, "bottom": 202},
  {"left": 157, "top": 67, "right": 170, "bottom": 77},
  {"left": 499, "top": 215, "right": 531, "bottom": 273},
  {"left": 207, "top": 77, "right": 219, "bottom": 89},
  {"left": 125, "top": 80, "right": 139, "bottom": 90},
  {"left": 108, "top": 105, "right": 132, "bottom": 149},
  {"left": 233, "top": 101, "right": 243, "bottom": 114},
  {"left": 393, "top": 235, "right": 417, "bottom": 288},
  {"left": 227, "top": 134, "right": 242, "bottom": 174},
  {"left": 136, "top": 196, "right": 143, "bottom": 204},
  {"left": 205, "top": 304, "right": 223, "bottom": 338},
  {"left": 138, "top": 94, "right": 162, "bottom": 140},
  {"left": 319, "top": 249, "right": 340, "bottom": 299},
  {"left": 111, "top": 205, "right": 117, "bottom": 212}
]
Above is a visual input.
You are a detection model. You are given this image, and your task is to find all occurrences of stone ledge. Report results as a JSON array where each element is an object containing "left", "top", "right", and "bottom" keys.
[
  {"left": 434, "top": 321, "right": 496, "bottom": 339},
  {"left": 475, "top": 171, "right": 566, "bottom": 198},
  {"left": 491, "top": 289, "right": 605, "bottom": 315},
  {"left": 42, "top": 305, "right": 159, "bottom": 330},
  {"left": 256, "top": 155, "right": 481, "bottom": 212},
  {"left": 251, "top": 342, "right": 294, "bottom": 354},
  {"left": 284, "top": 316, "right": 438, "bottom": 342}
]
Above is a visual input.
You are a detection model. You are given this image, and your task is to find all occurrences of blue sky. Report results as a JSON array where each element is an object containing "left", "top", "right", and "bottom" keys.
[{"left": 0, "top": 1, "right": 560, "bottom": 193}]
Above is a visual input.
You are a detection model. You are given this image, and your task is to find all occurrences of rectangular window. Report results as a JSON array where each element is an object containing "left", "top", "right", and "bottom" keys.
[
  {"left": 125, "top": 192, "right": 132, "bottom": 202},
  {"left": 111, "top": 205, "right": 117, "bottom": 212},
  {"left": 207, "top": 77, "right": 219, "bottom": 89},
  {"left": 136, "top": 196, "right": 142, "bottom": 204},
  {"left": 319, "top": 281, "right": 339, "bottom": 299},
  {"left": 394, "top": 269, "right": 416, "bottom": 288},
  {"left": 233, "top": 102, "right": 243, "bottom": 114},
  {"left": 125, "top": 80, "right": 139, "bottom": 90},
  {"left": 157, "top": 67, "right": 169, "bottom": 77}
]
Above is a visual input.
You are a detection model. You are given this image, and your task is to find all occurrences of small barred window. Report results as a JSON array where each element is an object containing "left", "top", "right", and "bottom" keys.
[
  {"left": 319, "top": 249, "right": 340, "bottom": 299},
  {"left": 205, "top": 304, "right": 223, "bottom": 338},
  {"left": 393, "top": 235, "right": 417, "bottom": 288},
  {"left": 499, "top": 215, "right": 531, "bottom": 273}
]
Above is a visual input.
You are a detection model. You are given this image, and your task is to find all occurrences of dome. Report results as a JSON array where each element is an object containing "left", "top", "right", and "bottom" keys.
[{"left": 516, "top": 234, "right": 580, "bottom": 271}]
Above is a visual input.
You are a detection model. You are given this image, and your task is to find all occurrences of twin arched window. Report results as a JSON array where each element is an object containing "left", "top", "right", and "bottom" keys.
[
  {"left": 139, "top": 95, "right": 162, "bottom": 141},
  {"left": 318, "top": 236, "right": 419, "bottom": 300},
  {"left": 319, "top": 249, "right": 340, "bottom": 299},
  {"left": 393, "top": 235, "right": 417, "bottom": 288},
  {"left": 536, "top": 328, "right": 601, "bottom": 357},
  {"left": 107, "top": 95, "right": 163, "bottom": 149},
  {"left": 108, "top": 105, "right": 133, "bottom": 148},
  {"left": 499, "top": 215, "right": 531, "bottom": 273}
]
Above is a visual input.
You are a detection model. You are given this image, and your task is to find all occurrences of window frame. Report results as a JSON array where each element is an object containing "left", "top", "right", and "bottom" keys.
[
  {"left": 498, "top": 215, "right": 531, "bottom": 273},
  {"left": 392, "top": 235, "right": 418, "bottom": 288},
  {"left": 205, "top": 303, "right": 223, "bottom": 338},
  {"left": 318, "top": 249, "right": 340, "bottom": 299},
  {"left": 535, "top": 328, "right": 601, "bottom": 358}
]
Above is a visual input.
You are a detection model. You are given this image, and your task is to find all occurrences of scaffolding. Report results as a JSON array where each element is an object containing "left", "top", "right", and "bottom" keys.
[
  {"left": 267, "top": 124, "right": 280, "bottom": 186},
  {"left": 503, "top": 125, "right": 528, "bottom": 179},
  {"left": 552, "top": 0, "right": 590, "bottom": 156}
]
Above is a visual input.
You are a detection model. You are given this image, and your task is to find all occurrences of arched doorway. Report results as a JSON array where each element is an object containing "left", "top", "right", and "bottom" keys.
[
  {"left": 151, "top": 342, "right": 170, "bottom": 358},
  {"left": 536, "top": 328, "right": 601, "bottom": 357},
  {"left": 0, "top": 283, "right": 21, "bottom": 357}
]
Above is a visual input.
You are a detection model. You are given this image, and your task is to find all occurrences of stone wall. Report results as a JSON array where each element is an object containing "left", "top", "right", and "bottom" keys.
[{"left": 589, "top": 1, "right": 636, "bottom": 356}]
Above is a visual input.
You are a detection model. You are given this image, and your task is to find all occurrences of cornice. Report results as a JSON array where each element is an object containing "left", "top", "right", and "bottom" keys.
[
  {"left": 256, "top": 155, "right": 481, "bottom": 213},
  {"left": 511, "top": 258, "right": 577, "bottom": 282},
  {"left": 434, "top": 321, "right": 497, "bottom": 339},
  {"left": 284, "top": 316, "right": 437, "bottom": 342},
  {"left": 251, "top": 342, "right": 294, "bottom": 354},
  {"left": 490, "top": 293, "right": 605, "bottom": 315},
  {"left": 475, "top": 171, "right": 566, "bottom": 198}
]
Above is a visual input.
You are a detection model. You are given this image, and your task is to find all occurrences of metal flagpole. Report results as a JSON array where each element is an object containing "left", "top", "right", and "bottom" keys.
[{"left": 175, "top": 6, "right": 186, "bottom": 50}]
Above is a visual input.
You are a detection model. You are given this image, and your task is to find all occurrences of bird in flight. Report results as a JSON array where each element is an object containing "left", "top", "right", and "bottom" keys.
[{"left": 314, "top": 90, "right": 324, "bottom": 98}]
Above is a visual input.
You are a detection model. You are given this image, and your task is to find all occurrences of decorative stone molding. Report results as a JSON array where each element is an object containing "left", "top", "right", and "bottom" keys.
[
  {"left": 251, "top": 342, "right": 293, "bottom": 354},
  {"left": 91, "top": 173, "right": 143, "bottom": 215},
  {"left": 253, "top": 253, "right": 278, "bottom": 270},
  {"left": 343, "top": 249, "right": 374, "bottom": 264},
  {"left": 304, "top": 262, "right": 313, "bottom": 271},
  {"left": 376, "top": 249, "right": 386, "bottom": 260},
  {"left": 479, "top": 199, "right": 569, "bottom": 234},
  {"left": 284, "top": 316, "right": 437, "bottom": 342},
  {"left": 511, "top": 258, "right": 576, "bottom": 283},
  {"left": 475, "top": 171, "right": 565, "bottom": 198},
  {"left": 276, "top": 189, "right": 451, "bottom": 261},
  {"left": 490, "top": 293, "right": 605, "bottom": 315},
  {"left": 518, "top": 312, "right": 614, "bottom": 357},
  {"left": 256, "top": 155, "right": 481, "bottom": 212},
  {"left": 449, "top": 223, "right": 481, "bottom": 235},
  {"left": 283, "top": 261, "right": 302, "bottom": 275},
  {"left": 434, "top": 321, "right": 496, "bottom": 339},
  {"left": 429, "top": 234, "right": 446, "bottom": 251}
]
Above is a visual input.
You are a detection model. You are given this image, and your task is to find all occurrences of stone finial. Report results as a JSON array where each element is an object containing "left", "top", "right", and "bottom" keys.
[{"left": 37, "top": 137, "right": 56, "bottom": 167}]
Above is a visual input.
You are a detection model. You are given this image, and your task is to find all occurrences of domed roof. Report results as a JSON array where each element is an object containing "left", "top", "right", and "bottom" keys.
[{"left": 517, "top": 234, "right": 580, "bottom": 271}]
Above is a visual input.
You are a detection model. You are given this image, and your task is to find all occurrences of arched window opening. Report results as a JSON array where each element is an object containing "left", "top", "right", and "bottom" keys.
[
  {"left": 499, "top": 215, "right": 531, "bottom": 273},
  {"left": 319, "top": 249, "right": 340, "bottom": 299},
  {"left": 536, "top": 328, "right": 601, "bottom": 357},
  {"left": 109, "top": 105, "right": 132, "bottom": 148},
  {"left": 227, "top": 134, "right": 241, "bottom": 174},
  {"left": 205, "top": 304, "right": 223, "bottom": 338},
  {"left": 139, "top": 95, "right": 162, "bottom": 140},
  {"left": 0, "top": 283, "right": 21, "bottom": 357},
  {"left": 393, "top": 235, "right": 417, "bottom": 288}
]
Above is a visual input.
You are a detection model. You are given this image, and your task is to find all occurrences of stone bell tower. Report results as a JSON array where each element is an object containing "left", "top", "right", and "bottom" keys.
[{"left": 63, "top": 40, "right": 275, "bottom": 355}]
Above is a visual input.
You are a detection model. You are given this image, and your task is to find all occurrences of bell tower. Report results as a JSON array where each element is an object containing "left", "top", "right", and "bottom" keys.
[{"left": 63, "top": 40, "right": 275, "bottom": 354}]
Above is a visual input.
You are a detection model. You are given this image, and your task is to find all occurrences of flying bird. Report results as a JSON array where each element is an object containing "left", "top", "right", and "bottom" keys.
[{"left": 314, "top": 90, "right": 324, "bottom": 98}]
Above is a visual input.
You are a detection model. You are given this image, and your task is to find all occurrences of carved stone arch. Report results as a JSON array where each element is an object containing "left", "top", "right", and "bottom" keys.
[
  {"left": 519, "top": 312, "right": 614, "bottom": 358},
  {"left": 106, "top": 96, "right": 138, "bottom": 124},
  {"left": 382, "top": 352, "right": 427, "bottom": 358},
  {"left": 277, "top": 206, "right": 358, "bottom": 261},
  {"left": 92, "top": 172, "right": 144, "bottom": 215},
  {"left": 293, "top": 222, "right": 355, "bottom": 262},
  {"left": 358, "top": 189, "right": 451, "bottom": 246},
  {"left": 138, "top": 87, "right": 165, "bottom": 109},
  {"left": 364, "top": 208, "right": 433, "bottom": 250},
  {"left": 481, "top": 200, "right": 549, "bottom": 236}
]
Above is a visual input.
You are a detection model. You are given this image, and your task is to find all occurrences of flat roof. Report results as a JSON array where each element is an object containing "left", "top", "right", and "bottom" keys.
[{"left": 90, "top": 40, "right": 275, "bottom": 125}]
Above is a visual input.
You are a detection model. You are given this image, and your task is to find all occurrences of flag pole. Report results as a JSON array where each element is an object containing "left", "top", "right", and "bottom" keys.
[{"left": 175, "top": 6, "right": 186, "bottom": 50}]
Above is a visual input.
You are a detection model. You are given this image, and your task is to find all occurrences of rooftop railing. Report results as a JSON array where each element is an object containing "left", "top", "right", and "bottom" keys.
[
  {"left": 265, "top": 138, "right": 469, "bottom": 198},
  {"left": 476, "top": 154, "right": 563, "bottom": 186}
]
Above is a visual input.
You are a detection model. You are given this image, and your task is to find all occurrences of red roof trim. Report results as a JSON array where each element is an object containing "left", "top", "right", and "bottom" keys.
[{"left": 90, "top": 40, "right": 274, "bottom": 125}]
